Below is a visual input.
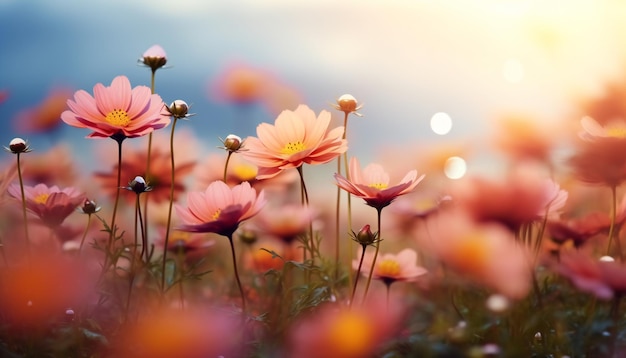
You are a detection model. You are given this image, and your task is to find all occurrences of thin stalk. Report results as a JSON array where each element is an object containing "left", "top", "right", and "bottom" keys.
[
  {"left": 78, "top": 214, "right": 92, "bottom": 255},
  {"left": 606, "top": 185, "right": 622, "bottom": 260},
  {"left": 335, "top": 111, "right": 350, "bottom": 280},
  {"left": 142, "top": 69, "right": 157, "bottom": 242},
  {"left": 177, "top": 246, "right": 186, "bottom": 310},
  {"left": 103, "top": 137, "right": 124, "bottom": 273},
  {"left": 137, "top": 194, "right": 147, "bottom": 262},
  {"left": 224, "top": 151, "right": 233, "bottom": 183},
  {"left": 362, "top": 207, "right": 383, "bottom": 304},
  {"left": 16, "top": 152, "right": 31, "bottom": 263},
  {"left": 161, "top": 117, "right": 179, "bottom": 291},
  {"left": 227, "top": 234, "right": 246, "bottom": 315},
  {"left": 350, "top": 244, "right": 367, "bottom": 308},
  {"left": 297, "top": 166, "right": 314, "bottom": 263}
]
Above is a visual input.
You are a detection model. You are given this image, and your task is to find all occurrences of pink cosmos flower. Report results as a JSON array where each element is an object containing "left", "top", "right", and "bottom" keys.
[
  {"left": 8, "top": 183, "right": 85, "bottom": 227},
  {"left": 422, "top": 209, "right": 531, "bottom": 299},
  {"left": 553, "top": 251, "right": 626, "bottom": 300},
  {"left": 13, "top": 87, "right": 73, "bottom": 134},
  {"left": 241, "top": 105, "right": 347, "bottom": 179},
  {"left": 335, "top": 157, "right": 425, "bottom": 210},
  {"left": 353, "top": 248, "right": 427, "bottom": 285},
  {"left": 253, "top": 204, "right": 315, "bottom": 244},
  {"left": 579, "top": 116, "right": 626, "bottom": 140},
  {"left": 176, "top": 181, "right": 266, "bottom": 237},
  {"left": 61, "top": 75, "right": 169, "bottom": 139}
]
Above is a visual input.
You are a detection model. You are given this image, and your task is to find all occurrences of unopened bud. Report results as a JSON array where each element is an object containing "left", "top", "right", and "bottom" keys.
[
  {"left": 238, "top": 229, "right": 257, "bottom": 245},
  {"left": 167, "top": 100, "right": 190, "bottom": 119},
  {"left": 79, "top": 198, "right": 101, "bottom": 215},
  {"left": 6, "top": 137, "right": 31, "bottom": 154},
  {"left": 125, "top": 176, "right": 152, "bottom": 194},
  {"left": 222, "top": 134, "right": 243, "bottom": 152},
  {"left": 141, "top": 44, "right": 167, "bottom": 71},
  {"left": 354, "top": 225, "right": 377, "bottom": 245},
  {"left": 333, "top": 94, "right": 362, "bottom": 116}
]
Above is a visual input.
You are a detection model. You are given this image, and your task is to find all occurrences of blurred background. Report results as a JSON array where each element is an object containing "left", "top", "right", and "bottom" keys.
[{"left": 2, "top": 0, "right": 626, "bottom": 176}]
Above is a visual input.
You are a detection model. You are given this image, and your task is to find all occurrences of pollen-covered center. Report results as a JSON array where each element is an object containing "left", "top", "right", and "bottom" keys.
[
  {"left": 233, "top": 164, "right": 258, "bottom": 181},
  {"left": 34, "top": 193, "right": 50, "bottom": 204},
  {"left": 368, "top": 182, "right": 388, "bottom": 190},
  {"left": 212, "top": 208, "right": 222, "bottom": 221},
  {"left": 105, "top": 109, "right": 131, "bottom": 127},
  {"left": 378, "top": 259, "right": 401, "bottom": 277},
  {"left": 606, "top": 126, "right": 626, "bottom": 138},
  {"left": 281, "top": 141, "right": 306, "bottom": 155}
]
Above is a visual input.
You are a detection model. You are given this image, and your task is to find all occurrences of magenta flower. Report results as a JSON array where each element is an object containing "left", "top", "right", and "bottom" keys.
[
  {"left": 334, "top": 157, "right": 424, "bottom": 210},
  {"left": 61, "top": 75, "right": 169, "bottom": 139},
  {"left": 176, "top": 181, "right": 266, "bottom": 237},
  {"left": 8, "top": 183, "right": 85, "bottom": 227}
]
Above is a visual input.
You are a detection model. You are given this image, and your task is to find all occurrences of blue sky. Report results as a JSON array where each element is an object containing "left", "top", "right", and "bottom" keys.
[{"left": 2, "top": 0, "right": 626, "bottom": 173}]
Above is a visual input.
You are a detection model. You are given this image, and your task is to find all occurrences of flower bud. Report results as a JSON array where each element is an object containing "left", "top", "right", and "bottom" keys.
[
  {"left": 79, "top": 198, "right": 101, "bottom": 215},
  {"left": 6, "top": 137, "right": 31, "bottom": 154},
  {"left": 238, "top": 229, "right": 257, "bottom": 245},
  {"left": 125, "top": 176, "right": 152, "bottom": 194},
  {"left": 354, "top": 225, "right": 377, "bottom": 246},
  {"left": 141, "top": 44, "right": 167, "bottom": 71},
  {"left": 333, "top": 94, "right": 362, "bottom": 116},
  {"left": 222, "top": 134, "right": 243, "bottom": 152},
  {"left": 167, "top": 100, "right": 190, "bottom": 119}
]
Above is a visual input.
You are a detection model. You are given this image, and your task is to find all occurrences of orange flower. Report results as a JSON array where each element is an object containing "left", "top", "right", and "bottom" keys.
[
  {"left": 242, "top": 105, "right": 347, "bottom": 179},
  {"left": 94, "top": 143, "right": 195, "bottom": 205},
  {"left": 335, "top": 157, "right": 424, "bottom": 210},
  {"left": 422, "top": 209, "right": 531, "bottom": 299},
  {"left": 13, "top": 87, "right": 73, "bottom": 134},
  {"left": 354, "top": 248, "right": 427, "bottom": 285}
]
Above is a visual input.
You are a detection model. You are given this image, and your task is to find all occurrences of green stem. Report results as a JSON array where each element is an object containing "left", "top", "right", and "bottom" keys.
[
  {"left": 227, "top": 234, "right": 246, "bottom": 315},
  {"left": 350, "top": 244, "right": 367, "bottom": 308},
  {"left": 161, "top": 117, "right": 179, "bottom": 291},
  {"left": 224, "top": 151, "right": 233, "bottom": 183},
  {"left": 606, "top": 185, "right": 622, "bottom": 260},
  {"left": 137, "top": 194, "right": 147, "bottom": 262},
  {"left": 362, "top": 207, "right": 382, "bottom": 303},
  {"left": 142, "top": 69, "right": 156, "bottom": 257},
  {"left": 16, "top": 152, "right": 31, "bottom": 263},
  {"left": 335, "top": 111, "right": 350, "bottom": 281},
  {"left": 78, "top": 214, "right": 92, "bottom": 256},
  {"left": 297, "top": 166, "right": 314, "bottom": 263},
  {"left": 103, "top": 137, "right": 124, "bottom": 273}
]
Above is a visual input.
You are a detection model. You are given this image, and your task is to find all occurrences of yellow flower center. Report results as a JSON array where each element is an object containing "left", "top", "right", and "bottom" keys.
[
  {"left": 212, "top": 208, "right": 222, "bottom": 221},
  {"left": 606, "top": 126, "right": 626, "bottom": 138},
  {"left": 34, "top": 193, "right": 50, "bottom": 204},
  {"left": 233, "top": 164, "right": 258, "bottom": 181},
  {"left": 378, "top": 259, "right": 401, "bottom": 277},
  {"left": 105, "top": 109, "right": 131, "bottom": 127},
  {"left": 170, "top": 230, "right": 191, "bottom": 243},
  {"left": 281, "top": 141, "right": 306, "bottom": 155},
  {"left": 369, "top": 182, "right": 388, "bottom": 190}
]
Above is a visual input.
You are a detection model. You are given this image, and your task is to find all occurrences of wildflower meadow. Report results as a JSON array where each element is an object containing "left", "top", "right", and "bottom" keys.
[{"left": 4, "top": 41, "right": 626, "bottom": 358}]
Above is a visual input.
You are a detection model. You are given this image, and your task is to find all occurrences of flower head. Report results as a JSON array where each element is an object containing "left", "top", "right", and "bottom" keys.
[
  {"left": 13, "top": 87, "right": 73, "bottom": 134},
  {"left": 176, "top": 181, "right": 266, "bottom": 237},
  {"left": 78, "top": 198, "right": 101, "bottom": 215},
  {"left": 353, "top": 248, "right": 427, "bottom": 285},
  {"left": 332, "top": 94, "right": 363, "bottom": 116},
  {"left": 335, "top": 157, "right": 424, "bottom": 210},
  {"left": 140, "top": 44, "right": 167, "bottom": 71},
  {"left": 124, "top": 176, "right": 152, "bottom": 194},
  {"left": 61, "top": 75, "right": 169, "bottom": 139},
  {"left": 5, "top": 137, "right": 31, "bottom": 154},
  {"left": 166, "top": 99, "right": 193, "bottom": 120},
  {"left": 253, "top": 204, "right": 315, "bottom": 244},
  {"left": 553, "top": 251, "right": 626, "bottom": 300},
  {"left": 219, "top": 134, "right": 244, "bottom": 152},
  {"left": 8, "top": 183, "right": 85, "bottom": 227},
  {"left": 242, "top": 105, "right": 347, "bottom": 179}
]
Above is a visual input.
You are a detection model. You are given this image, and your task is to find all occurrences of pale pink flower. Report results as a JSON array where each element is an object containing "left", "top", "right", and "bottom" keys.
[
  {"left": 538, "top": 179, "right": 568, "bottom": 218},
  {"left": 8, "top": 183, "right": 85, "bottom": 227},
  {"left": 253, "top": 204, "right": 315, "bottom": 244},
  {"left": 61, "top": 75, "right": 169, "bottom": 139},
  {"left": 13, "top": 87, "right": 73, "bottom": 134},
  {"left": 579, "top": 116, "right": 626, "bottom": 140},
  {"left": 335, "top": 157, "right": 425, "bottom": 210},
  {"left": 353, "top": 248, "right": 427, "bottom": 285},
  {"left": 141, "top": 44, "right": 167, "bottom": 71},
  {"left": 422, "top": 209, "right": 531, "bottom": 299},
  {"left": 242, "top": 105, "right": 347, "bottom": 179},
  {"left": 176, "top": 181, "right": 266, "bottom": 237},
  {"left": 553, "top": 251, "right": 626, "bottom": 300}
]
